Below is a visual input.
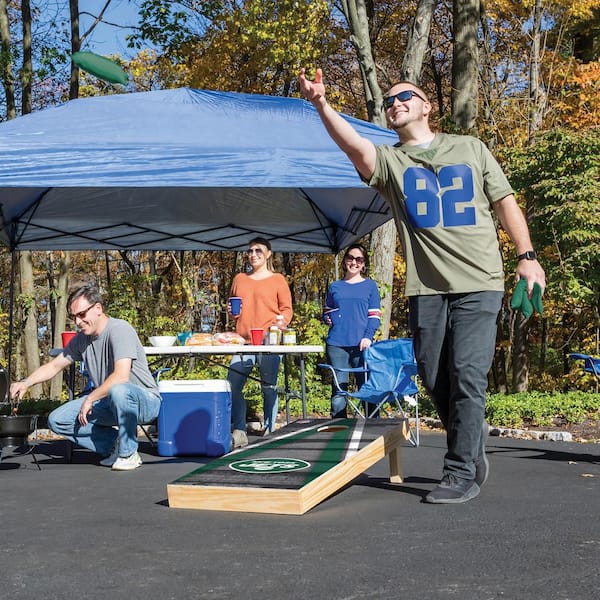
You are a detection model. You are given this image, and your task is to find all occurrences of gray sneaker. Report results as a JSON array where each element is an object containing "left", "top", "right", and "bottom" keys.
[
  {"left": 111, "top": 452, "right": 142, "bottom": 471},
  {"left": 99, "top": 441, "right": 119, "bottom": 467},
  {"left": 474, "top": 421, "right": 490, "bottom": 486},
  {"left": 231, "top": 429, "right": 249, "bottom": 449},
  {"left": 425, "top": 474, "right": 480, "bottom": 504}
]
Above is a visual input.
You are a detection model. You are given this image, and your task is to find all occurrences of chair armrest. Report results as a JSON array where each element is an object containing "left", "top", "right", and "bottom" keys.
[{"left": 317, "top": 363, "right": 368, "bottom": 396}]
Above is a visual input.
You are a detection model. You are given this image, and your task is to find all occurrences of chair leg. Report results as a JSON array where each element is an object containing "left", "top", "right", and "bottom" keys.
[{"left": 139, "top": 423, "right": 157, "bottom": 448}]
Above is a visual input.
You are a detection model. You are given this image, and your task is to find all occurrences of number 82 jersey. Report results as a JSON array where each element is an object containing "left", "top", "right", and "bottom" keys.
[{"left": 369, "top": 133, "right": 513, "bottom": 296}]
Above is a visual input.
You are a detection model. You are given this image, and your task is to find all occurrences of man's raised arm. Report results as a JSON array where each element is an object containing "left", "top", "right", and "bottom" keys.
[{"left": 298, "top": 68, "right": 377, "bottom": 181}]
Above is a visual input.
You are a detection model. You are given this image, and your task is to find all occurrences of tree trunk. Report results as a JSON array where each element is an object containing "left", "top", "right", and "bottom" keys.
[
  {"left": 0, "top": 0, "right": 16, "bottom": 119},
  {"left": 339, "top": 0, "right": 385, "bottom": 125},
  {"left": 451, "top": 0, "right": 480, "bottom": 132},
  {"left": 401, "top": 0, "right": 436, "bottom": 84},
  {"left": 50, "top": 252, "right": 71, "bottom": 400},
  {"left": 479, "top": 1, "right": 496, "bottom": 148},
  {"left": 511, "top": 314, "right": 529, "bottom": 392},
  {"left": 369, "top": 221, "right": 396, "bottom": 339},
  {"left": 69, "top": 0, "right": 81, "bottom": 99},
  {"left": 21, "top": 0, "right": 32, "bottom": 114},
  {"left": 19, "top": 251, "right": 43, "bottom": 397},
  {"left": 528, "top": 0, "right": 546, "bottom": 141}
]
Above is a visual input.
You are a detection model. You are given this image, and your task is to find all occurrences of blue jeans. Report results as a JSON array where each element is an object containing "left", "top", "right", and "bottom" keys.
[
  {"left": 409, "top": 291, "right": 503, "bottom": 479},
  {"left": 48, "top": 383, "right": 162, "bottom": 458},
  {"left": 227, "top": 353, "right": 281, "bottom": 433},
  {"left": 326, "top": 345, "right": 376, "bottom": 418}
]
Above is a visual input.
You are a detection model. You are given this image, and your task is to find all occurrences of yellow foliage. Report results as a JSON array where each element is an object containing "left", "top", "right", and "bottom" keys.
[
  {"left": 173, "top": 0, "right": 338, "bottom": 95},
  {"left": 547, "top": 60, "right": 600, "bottom": 130}
]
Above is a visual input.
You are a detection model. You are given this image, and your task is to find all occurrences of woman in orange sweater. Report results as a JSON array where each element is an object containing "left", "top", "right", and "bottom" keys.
[{"left": 228, "top": 237, "right": 293, "bottom": 448}]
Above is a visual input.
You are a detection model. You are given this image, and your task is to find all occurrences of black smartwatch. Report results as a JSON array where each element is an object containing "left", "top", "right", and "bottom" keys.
[{"left": 517, "top": 250, "right": 537, "bottom": 261}]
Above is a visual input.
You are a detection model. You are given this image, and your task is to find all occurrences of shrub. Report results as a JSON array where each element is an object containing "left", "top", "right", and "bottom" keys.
[{"left": 486, "top": 391, "right": 600, "bottom": 428}]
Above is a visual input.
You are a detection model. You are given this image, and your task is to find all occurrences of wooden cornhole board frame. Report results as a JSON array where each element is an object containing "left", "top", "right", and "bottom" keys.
[{"left": 167, "top": 418, "right": 409, "bottom": 515}]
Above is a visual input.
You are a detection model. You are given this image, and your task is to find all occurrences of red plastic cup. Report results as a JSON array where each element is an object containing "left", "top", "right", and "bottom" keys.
[
  {"left": 250, "top": 328, "right": 264, "bottom": 345},
  {"left": 61, "top": 331, "right": 77, "bottom": 348}
]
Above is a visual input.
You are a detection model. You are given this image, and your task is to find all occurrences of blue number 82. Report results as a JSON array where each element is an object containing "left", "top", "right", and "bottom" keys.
[{"left": 404, "top": 164, "right": 475, "bottom": 228}]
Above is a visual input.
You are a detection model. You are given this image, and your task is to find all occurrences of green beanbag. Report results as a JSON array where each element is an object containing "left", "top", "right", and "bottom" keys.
[
  {"left": 72, "top": 52, "right": 129, "bottom": 85},
  {"left": 510, "top": 278, "right": 543, "bottom": 319}
]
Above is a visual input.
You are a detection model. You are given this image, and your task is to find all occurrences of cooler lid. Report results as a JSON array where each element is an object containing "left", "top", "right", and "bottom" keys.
[{"left": 158, "top": 379, "right": 231, "bottom": 394}]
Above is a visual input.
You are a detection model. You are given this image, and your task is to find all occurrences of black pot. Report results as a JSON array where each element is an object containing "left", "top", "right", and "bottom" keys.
[{"left": 0, "top": 415, "right": 38, "bottom": 448}]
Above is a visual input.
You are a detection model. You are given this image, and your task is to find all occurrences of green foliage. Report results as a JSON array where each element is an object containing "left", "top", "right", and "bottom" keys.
[
  {"left": 0, "top": 398, "right": 62, "bottom": 416},
  {"left": 503, "top": 128, "right": 600, "bottom": 307},
  {"left": 127, "top": 0, "right": 198, "bottom": 53},
  {"left": 486, "top": 391, "right": 600, "bottom": 428}
]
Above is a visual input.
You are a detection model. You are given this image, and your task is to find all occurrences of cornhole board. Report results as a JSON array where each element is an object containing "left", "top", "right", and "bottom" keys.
[{"left": 167, "top": 417, "right": 409, "bottom": 515}]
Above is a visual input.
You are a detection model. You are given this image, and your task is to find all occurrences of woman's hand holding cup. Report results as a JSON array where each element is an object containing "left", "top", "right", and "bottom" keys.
[{"left": 229, "top": 296, "right": 242, "bottom": 317}]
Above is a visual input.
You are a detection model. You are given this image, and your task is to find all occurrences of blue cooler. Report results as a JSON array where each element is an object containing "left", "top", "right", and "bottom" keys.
[{"left": 158, "top": 380, "right": 231, "bottom": 457}]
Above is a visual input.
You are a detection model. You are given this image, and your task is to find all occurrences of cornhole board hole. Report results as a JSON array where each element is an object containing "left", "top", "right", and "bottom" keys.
[{"left": 167, "top": 417, "right": 409, "bottom": 515}]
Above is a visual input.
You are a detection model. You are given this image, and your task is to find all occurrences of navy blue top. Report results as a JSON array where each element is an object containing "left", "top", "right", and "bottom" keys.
[{"left": 324, "top": 279, "right": 381, "bottom": 347}]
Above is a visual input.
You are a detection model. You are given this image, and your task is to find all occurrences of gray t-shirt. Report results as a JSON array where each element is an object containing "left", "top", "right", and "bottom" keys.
[
  {"left": 64, "top": 317, "right": 160, "bottom": 399},
  {"left": 369, "top": 133, "right": 513, "bottom": 295}
]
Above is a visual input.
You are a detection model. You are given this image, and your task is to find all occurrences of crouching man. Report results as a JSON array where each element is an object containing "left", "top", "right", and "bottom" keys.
[{"left": 10, "top": 285, "right": 161, "bottom": 471}]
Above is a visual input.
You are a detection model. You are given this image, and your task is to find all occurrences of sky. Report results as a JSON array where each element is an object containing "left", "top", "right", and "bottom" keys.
[{"left": 77, "top": 0, "right": 144, "bottom": 59}]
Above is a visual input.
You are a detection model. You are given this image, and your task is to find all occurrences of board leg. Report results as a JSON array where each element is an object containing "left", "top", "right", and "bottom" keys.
[{"left": 388, "top": 445, "right": 403, "bottom": 483}]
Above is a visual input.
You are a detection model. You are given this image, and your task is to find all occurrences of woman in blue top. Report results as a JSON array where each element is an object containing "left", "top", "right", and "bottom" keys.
[{"left": 324, "top": 243, "right": 381, "bottom": 418}]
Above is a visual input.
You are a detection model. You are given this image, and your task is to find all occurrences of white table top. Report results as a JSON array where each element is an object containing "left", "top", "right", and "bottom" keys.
[{"left": 143, "top": 344, "right": 323, "bottom": 356}]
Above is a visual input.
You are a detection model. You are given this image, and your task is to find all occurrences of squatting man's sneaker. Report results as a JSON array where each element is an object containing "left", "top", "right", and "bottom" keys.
[
  {"left": 424, "top": 473, "right": 480, "bottom": 504},
  {"left": 112, "top": 452, "right": 143, "bottom": 471},
  {"left": 231, "top": 429, "right": 249, "bottom": 450},
  {"left": 99, "top": 441, "right": 119, "bottom": 467}
]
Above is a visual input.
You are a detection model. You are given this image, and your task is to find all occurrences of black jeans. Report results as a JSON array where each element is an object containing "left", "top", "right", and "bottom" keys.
[{"left": 409, "top": 291, "right": 503, "bottom": 479}]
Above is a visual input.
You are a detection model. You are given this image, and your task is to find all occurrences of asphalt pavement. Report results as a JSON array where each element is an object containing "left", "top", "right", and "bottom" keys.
[{"left": 1, "top": 429, "right": 598, "bottom": 600}]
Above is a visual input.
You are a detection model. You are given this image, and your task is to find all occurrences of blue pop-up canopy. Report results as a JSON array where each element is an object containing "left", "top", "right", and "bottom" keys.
[{"left": 0, "top": 87, "right": 397, "bottom": 253}]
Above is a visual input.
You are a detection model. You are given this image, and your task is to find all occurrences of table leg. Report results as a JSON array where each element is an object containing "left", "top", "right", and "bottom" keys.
[
  {"left": 284, "top": 355, "right": 291, "bottom": 423},
  {"left": 300, "top": 354, "right": 307, "bottom": 419}
]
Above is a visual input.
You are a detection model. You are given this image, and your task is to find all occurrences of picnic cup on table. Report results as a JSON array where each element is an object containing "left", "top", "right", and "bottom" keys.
[{"left": 250, "top": 328, "right": 264, "bottom": 345}]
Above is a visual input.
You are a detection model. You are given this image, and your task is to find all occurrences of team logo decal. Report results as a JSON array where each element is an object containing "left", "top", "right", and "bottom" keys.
[{"left": 229, "top": 457, "right": 311, "bottom": 473}]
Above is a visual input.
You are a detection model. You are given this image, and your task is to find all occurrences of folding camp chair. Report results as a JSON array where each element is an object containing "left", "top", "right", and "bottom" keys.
[
  {"left": 319, "top": 338, "right": 420, "bottom": 446},
  {"left": 569, "top": 353, "right": 600, "bottom": 390}
]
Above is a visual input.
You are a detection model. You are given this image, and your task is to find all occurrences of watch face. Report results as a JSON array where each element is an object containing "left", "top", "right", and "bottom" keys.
[{"left": 519, "top": 251, "right": 537, "bottom": 260}]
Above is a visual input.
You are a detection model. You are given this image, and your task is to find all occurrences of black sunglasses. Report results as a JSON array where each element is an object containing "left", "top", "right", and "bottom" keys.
[
  {"left": 68, "top": 303, "right": 97, "bottom": 321},
  {"left": 382, "top": 89, "right": 427, "bottom": 110},
  {"left": 345, "top": 254, "right": 365, "bottom": 265}
]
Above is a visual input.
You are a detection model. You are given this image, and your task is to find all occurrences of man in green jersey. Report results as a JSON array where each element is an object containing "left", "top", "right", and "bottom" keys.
[{"left": 299, "top": 68, "right": 546, "bottom": 504}]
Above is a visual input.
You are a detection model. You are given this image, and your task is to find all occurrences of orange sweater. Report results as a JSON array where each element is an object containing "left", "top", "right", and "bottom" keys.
[{"left": 230, "top": 272, "right": 293, "bottom": 342}]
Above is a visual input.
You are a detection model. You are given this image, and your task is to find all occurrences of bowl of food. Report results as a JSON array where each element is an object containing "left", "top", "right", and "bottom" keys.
[{"left": 148, "top": 335, "right": 177, "bottom": 347}]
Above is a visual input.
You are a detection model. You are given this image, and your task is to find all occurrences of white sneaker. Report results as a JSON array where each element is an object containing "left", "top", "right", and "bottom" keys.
[
  {"left": 231, "top": 429, "right": 248, "bottom": 449},
  {"left": 111, "top": 452, "right": 142, "bottom": 471},
  {"left": 99, "top": 441, "right": 119, "bottom": 467}
]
